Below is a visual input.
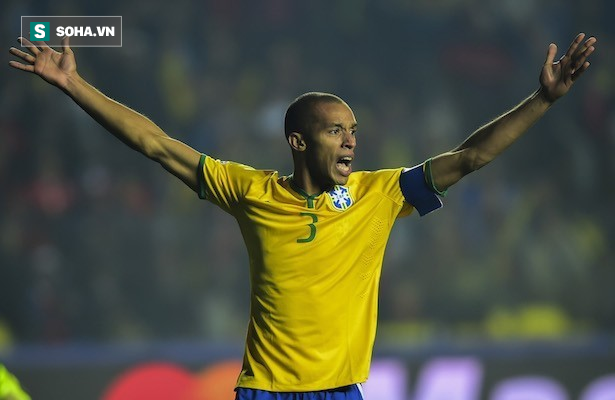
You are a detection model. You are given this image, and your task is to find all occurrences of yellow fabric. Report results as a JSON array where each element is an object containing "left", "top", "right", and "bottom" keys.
[
  {"left": 199, "top": 155, "right": 413, "bottom": 391},
  {"left": 0, "top": 365, "right": 30, "bottom": 400}
]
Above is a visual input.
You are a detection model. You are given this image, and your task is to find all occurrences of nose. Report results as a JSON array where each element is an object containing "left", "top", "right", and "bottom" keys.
[{"left": 342, "top": 130, "right": 356, "bottom": 149}]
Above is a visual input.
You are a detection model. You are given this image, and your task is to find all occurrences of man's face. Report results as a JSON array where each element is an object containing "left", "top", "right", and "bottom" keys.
[{"left": 304, "top": 101, "right": 357, "bottom": 190}]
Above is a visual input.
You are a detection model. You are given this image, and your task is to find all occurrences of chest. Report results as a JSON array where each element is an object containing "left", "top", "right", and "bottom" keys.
[{"left": 238, "top": 187, "right": 399, "bottom": 253}]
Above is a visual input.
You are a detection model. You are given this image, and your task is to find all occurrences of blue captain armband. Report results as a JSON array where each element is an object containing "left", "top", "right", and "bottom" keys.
[{"left": 400, "top": 163, "right": 444, "bottom": 216}]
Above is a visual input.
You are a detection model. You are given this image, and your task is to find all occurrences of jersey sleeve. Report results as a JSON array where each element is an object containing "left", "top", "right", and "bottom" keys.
[{"left": 196, "top": 154, "right": 259, "bottom": 214}]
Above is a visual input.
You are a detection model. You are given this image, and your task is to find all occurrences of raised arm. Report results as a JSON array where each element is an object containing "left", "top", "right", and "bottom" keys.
[
  {"left": 428, "top": 33, "right": 597, "bottom": 192},
  {"left": 9, "top": 37, "right": 201, "bottom": 192}
]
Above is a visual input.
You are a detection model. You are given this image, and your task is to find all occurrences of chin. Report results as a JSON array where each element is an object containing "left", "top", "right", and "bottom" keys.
[
  {"left": 322, "top": 172, "right": 349, "bottom": 191},
  {"left": 334, "top": 176, "right": 350, "bottom": 186}
]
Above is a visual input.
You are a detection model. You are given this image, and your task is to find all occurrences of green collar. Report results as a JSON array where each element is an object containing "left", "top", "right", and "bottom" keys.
[{"left": 288, "top": 175, "right": 319, "bottom": 209}]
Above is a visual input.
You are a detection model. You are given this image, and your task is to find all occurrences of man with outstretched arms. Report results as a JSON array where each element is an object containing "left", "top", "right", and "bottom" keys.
[{"left": 9, "top": 33, "right": 596, "bottom": 399}]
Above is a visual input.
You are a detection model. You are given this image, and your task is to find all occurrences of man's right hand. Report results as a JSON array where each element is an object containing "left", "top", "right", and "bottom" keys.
[{"left": 9, "top": 36, "right": 76, "bottom": 91}]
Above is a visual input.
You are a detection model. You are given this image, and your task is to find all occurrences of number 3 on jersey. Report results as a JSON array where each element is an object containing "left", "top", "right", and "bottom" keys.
[{"left": 297, "top": 212, "right": 318, "bottom": 243}]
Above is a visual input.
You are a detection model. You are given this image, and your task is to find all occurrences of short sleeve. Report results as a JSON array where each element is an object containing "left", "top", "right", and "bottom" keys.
[{"left": 197, "top": 154, "right": 259, "bottom": 214}]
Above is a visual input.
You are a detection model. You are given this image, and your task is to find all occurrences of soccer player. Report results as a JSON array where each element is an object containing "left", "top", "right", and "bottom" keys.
[{"left": 9, "top": 33, "right": 596, "bottom": 399}]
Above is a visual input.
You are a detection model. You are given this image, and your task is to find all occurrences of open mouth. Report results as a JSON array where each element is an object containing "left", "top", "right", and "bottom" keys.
[{"left": 336, "top": 157, "right": 353, "bottom": 176}]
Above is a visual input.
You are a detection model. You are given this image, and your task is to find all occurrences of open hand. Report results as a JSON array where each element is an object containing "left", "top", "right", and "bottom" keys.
[
  {"left": 9, "top": 36, "right": 76, "bottom": 90},
  {"left": 540, "top": 33, "right": 597, "bottom": 103}
]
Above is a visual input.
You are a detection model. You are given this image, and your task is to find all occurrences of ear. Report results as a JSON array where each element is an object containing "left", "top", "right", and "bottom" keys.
[{"left": 288, "top": 132, "right": 307, "bottom": 151}]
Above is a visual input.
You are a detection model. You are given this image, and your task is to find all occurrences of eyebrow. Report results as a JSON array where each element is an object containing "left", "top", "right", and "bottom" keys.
[{"left": 331, "top": 122, "right": 358, "bottom": 129}]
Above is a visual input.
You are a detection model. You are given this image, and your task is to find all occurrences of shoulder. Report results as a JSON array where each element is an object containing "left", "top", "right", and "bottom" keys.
[
  {"left": 204, "top": 155, "right": 277, "bottom": 179},
  {"left": 346, "top": 168, "right": 406, "bottom": 203},
  {"left": 346, "top": 168, "right": 412, "bottom": 215},
  {"left": 348, "top": 168, "right": 405, "bottom": 187},
  {"left": 199, "top": 154, "right": 280, "bottom": 200}
]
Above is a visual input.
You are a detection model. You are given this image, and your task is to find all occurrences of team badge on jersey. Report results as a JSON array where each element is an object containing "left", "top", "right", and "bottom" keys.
[{"left": 327, "top": 185, "right": 353, "bottom": 211}]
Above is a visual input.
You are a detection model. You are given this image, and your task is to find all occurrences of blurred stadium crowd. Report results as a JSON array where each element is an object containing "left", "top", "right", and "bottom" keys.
[{"left": 0, "top": 0, "right": 613, "bottom": 348}]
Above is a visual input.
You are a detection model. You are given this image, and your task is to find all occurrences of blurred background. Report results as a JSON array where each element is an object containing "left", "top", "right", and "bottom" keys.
[{"left": 1, "top": 0, "right": 614, "bottom": 399}]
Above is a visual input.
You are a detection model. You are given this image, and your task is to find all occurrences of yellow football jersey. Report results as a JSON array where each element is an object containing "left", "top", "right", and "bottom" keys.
[{"left": 198, "top": 154, "right": 414, "bottom": 392}]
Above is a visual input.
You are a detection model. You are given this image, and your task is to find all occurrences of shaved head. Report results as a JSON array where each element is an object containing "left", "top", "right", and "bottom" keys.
[{"left": 284, "top": 92, "right": 346, "bottom": 139}]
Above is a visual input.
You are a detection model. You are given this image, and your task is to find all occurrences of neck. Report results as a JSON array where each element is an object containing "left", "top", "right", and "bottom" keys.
[
  {"left": 290, "top": 173, "right": 319, "bottom": 196},
  {"left": 290, "top": 169, "right": 332, "bottom": 196}
]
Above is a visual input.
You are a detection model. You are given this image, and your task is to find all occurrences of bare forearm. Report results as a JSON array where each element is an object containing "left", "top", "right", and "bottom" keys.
[
  {"left": 431, "top": 89, "right": 552, "bottom": 190},
  {"left": 62, "top": 73, "right": 201, "bottom": 191},
  {"left": 455, "top": 88, "right": 552, "bottom": 169},
  {"left": 64, "top": 73, "right": 167, "bottom": 158}
]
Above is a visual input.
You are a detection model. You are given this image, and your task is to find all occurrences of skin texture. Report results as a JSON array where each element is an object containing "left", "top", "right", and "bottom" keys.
[{"left": 8, "top": 33, "right": 597, "bottom": 196}]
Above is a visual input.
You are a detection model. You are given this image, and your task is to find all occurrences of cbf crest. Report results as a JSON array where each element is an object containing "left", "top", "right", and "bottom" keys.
[{"left": 327, "top": 185, "right": 354, "bottom": 211}]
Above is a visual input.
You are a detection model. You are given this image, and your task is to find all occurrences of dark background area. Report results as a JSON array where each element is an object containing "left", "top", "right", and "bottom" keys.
[{"left": 1, "top": 0, "right": 613, "bottom": 398}]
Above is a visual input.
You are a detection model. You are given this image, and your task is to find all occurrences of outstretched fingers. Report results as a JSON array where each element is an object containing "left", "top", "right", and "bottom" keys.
[
  {"left": 572, "top": 45, "right": 595, "bottom": 68},
  {"left": 577, "top": 36, "right": 597, "bottom": 55},
  {"left": 8, "top": 59, "right": 34, "bottom": 72},
  {"left": 61, "top": 36, "right": 72, "bottom": 54},
  {"left": 571, "top": 61, "right": 591, "bottom": 81},
  {"left": 34, "top": 40, "right": 51, "bottom": 50},
  {"left": 9, "top": 47, "right": 35, "bottom": 63},
  {"left": 9, "top": 40, "right": 36, "bottom": 72},
  {"left": 9, "top": 37, "right": 44, "bottom": 73},
  {"left": 539, "top": 33, "right": 597, "bottom": 102},
  {"left": 563, "top": 33, "right": 585, "bottom": 60},
  {"left": 544, "top": 43, "right": 558, "bottom": 66},
  {"left": 18, "top": 37, "right": 41, "bottom": 56},
  {"left": 570, "top": 36, "right": 596, "bottom": 79}
]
